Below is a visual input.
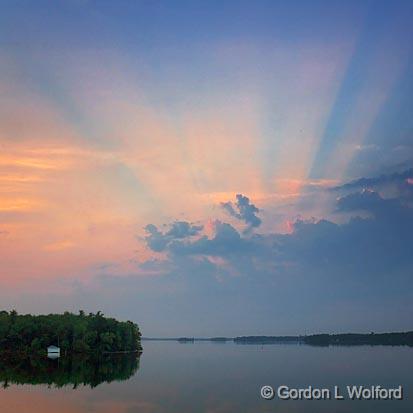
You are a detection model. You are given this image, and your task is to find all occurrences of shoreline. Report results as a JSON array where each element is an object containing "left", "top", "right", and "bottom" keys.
[{"left": 142, "top": 331, "right": 413, "bottom": 347}]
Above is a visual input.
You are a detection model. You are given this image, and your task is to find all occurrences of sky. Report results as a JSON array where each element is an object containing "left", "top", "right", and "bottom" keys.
[{"left": 0, "top": 0, "right": 412, "bottom": 337}]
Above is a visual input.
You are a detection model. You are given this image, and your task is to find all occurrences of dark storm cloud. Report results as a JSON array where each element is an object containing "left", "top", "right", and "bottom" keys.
[{"left": 221, "top": 194, "right": 261, "bottom": 234}]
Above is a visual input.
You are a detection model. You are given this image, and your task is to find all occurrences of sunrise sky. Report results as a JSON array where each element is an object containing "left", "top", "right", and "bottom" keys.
[{"left": 1, "top": 1, "right": 413, "bottom": 336}]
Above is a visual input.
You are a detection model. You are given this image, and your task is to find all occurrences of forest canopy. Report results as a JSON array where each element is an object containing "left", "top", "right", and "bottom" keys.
[{"left": 0, "top": 310, "right": 142, "bottom": 354}]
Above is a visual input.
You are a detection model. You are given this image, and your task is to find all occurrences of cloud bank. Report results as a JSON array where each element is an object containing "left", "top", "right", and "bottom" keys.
[{"left": 135, "top": 168, "right": 413, "bottom": 335}]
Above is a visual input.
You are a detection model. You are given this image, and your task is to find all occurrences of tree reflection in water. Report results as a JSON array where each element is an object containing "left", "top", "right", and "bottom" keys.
[{"left": 0, "top": 353, "right": 140, "bottom": 389}]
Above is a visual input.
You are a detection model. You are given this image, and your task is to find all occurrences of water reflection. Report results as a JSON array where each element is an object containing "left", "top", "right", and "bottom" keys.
[
  {"left": 1, "top": 342, "right": 412, "bottom": 413},
  {"left": 0, "top": 353, "right": 140, "bottom": 389}
]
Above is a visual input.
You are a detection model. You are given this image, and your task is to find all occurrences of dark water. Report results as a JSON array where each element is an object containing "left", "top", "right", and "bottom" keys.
[{"left": 1, "top": 341, "right": 412, "bottom": 412}]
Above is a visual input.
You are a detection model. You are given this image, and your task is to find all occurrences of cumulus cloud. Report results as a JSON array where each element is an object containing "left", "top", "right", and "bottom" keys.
[
  {"left": 166, "top": 221, "right": 203, "bottom": 239},
  {"left": 144, "top": 224, "right": 169, "bottom": 252},
  {"left": 144, "top": 221, "right": 203, "bottom": 252},
  {"left": 221, "top": 194, "right": 261, "bottom": 234},
  {"left": 168, "top": 221, "right": 250, "bottom": 257}
]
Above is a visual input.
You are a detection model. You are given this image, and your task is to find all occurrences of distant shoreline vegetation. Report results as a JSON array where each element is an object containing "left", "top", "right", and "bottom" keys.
[
  {"left": 301, "top": 332, "right": 413, "bottom": 347},
  {"left": 143, "top": 332, "right": 413, "bottom": 347},
  {"left": 0, "top": 310, "right": 142, "bottom": 355},
  {"left": 234, "top": 332, "right": 413, "bottom": 346}
]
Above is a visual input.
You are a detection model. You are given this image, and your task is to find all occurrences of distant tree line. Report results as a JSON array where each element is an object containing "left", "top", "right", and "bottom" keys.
[
  {"left": 234, "top": 336, "right": 300, "bottom": 344},
  {"left": 303, "top": 332, "right": 413, "bottom": 346},
  {"left": 233, "top": 332, "right": 413, "bottom": 346},
  {"left": 0, "top": 310, "right": 142, "bottom": 355}
]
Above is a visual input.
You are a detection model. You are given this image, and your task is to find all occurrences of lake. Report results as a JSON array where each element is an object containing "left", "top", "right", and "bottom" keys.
[{"left": 1, "top": 341, "right": 412, "bottom": 412}]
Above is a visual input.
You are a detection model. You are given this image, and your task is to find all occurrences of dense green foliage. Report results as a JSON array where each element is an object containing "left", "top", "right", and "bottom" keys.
[
  {"left": 0, "top": 310, "right": 142, "bottom": 354},
  {"left": 0, "top": 353, "right": 140, "bottom": 389}
]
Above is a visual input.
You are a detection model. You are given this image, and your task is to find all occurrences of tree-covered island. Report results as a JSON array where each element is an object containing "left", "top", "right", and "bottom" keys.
[{"left": 0, "top": 310, "right": 142, "bottom": 355}]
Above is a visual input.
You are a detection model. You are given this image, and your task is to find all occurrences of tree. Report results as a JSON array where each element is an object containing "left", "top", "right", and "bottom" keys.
[{"left": 0, "top": 312, "right": 142, "bottom": 354}]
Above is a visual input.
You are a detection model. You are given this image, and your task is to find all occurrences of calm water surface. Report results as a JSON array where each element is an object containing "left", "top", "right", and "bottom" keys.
[{"left": 1, "top": 341, "right": 412, "bottom": 412}]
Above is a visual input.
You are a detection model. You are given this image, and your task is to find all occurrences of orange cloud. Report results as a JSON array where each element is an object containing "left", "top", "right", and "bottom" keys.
[
  {"left": 0, "top": 197, "right": 45, "bottom": 212},
  {"left": 43, "top": 240, "right": 76, "bottom": 251}
]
